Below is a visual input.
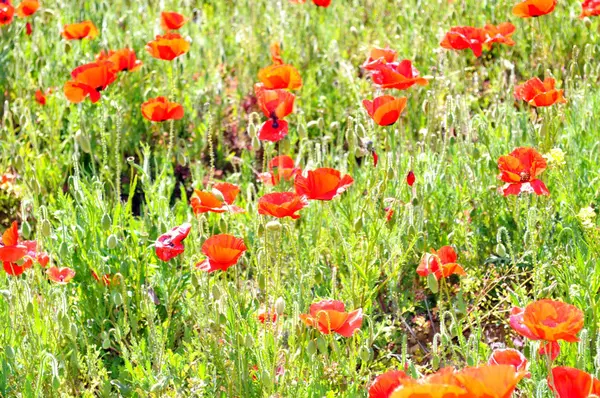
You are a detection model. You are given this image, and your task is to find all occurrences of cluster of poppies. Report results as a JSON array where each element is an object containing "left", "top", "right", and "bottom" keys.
[{"left": 0, "top": 0, "right": 38, "bottom": 35}]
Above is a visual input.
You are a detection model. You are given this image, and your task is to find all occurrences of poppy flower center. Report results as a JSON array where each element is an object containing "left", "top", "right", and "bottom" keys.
[{"left": 519, "top": 171, "right": 531, "bottom": 182}]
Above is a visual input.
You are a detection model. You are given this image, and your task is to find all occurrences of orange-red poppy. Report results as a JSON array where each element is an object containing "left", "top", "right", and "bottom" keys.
[
  {"left": 64, "top": 60, "right": 116, "bottom": 103},
  {"left": 497, "top": 147, "right": 549, "bottom": 196},
  {"left": 363, "top": 96, "right": 407, "bottom": 126},
  {"left": 300, "top": 300, "right": 362, "bottom": 337},
  {"left": 161, "top": 11, "right": 188, "bottom": 31},
  {"left": 258, "top": 64, "right": 302, "bottom": 90},
  {"left": 368, "top": 370, "right": 410, "bottom": 398},
  {"left": 362, "top": 46, "right": 398, "bottom": 70},
  {"left": 61, "top": 20, "right": 98, "bottom": 40},
  {"left": 453, "top": 364, "right": 527, "bottom": 398},
  {"left": 509, "top": 299, "right": 584, "bottom": 343},
  {"left": 483, "top": 23, "right": 516, "bottom": 49},
  {"left": 141, "top": 97, "right": 184, "bottom": 122},
  {"left": 512, "top": 0, "right": 557, "bottom": 17},
  {"left": 370, "top": 60, "right": 429, "bottom": 90},
  {"left": 488, "top": 349, "right": 530, "bottom": 377},
  {"left": 539, "top": 341, "right": 560, "bottom": 361},
  {"left": 417, "top": 246, "right": 466, "bottom": 280},
  {"left": 440, "top": 26, "right": 488, "bottom": 57},
  {"left": 16, "top": 0, "right": 37, "bottom": 17},
  {"left": 46, "top": 266, "right": 75, "bottom": 284},
  {"left": 514, "top": 77, "right": 566, "bottom": 107},
  {"left": 0, "top": 221, "right": 29, "bottom": 274},
  {"left": 36, "top": 252, "right": 49, "bottom": 267},
  {"left": 372, "top": 368, "right": 467, "bottom": 397},
  {"left": 0, "top": 1, "right": 14, "bottom": 26},
  {"left": 581, "top": 0, "right": 600, "bottom": 17},
  {"left": 91, "top": 269, "right": 112, "bottom": 286},
  {"left": 257, "top": 307, "right": 278, "bottom": 324},
  {"left": 196, "top": 234, "right": 247, "bottom": 272},
  {"left": 313, "top": 0, "right": 331, "bottom": 6},
  {"left": 255, "top": 83, "right": 295, "bottom": 142},
  {"left": 258, "top": 192, "right": 308, "bottom": 219},
  {"left": 406, "top": 170, "right": 415, "bottom": 186},
  {"left": 190, "top": 182, "right": 245, "bottom": 214},
  {"left": 258, "top": 155, "right": 301, "bottom": 186},
  {"left": 294, "top": 168, "right": 354, "bottom": 201},
  {"left": 145, "top": 33, "right": 190, "bottom": 61},
  {"left": 25, "top": 21, "right": 31, "bottom": 34},
  {"left": 270, "top": 41, "right": 284, "bottom": 65},
  {"left": 549, "top": 367, "right": 600, "bottom": 398},
  {"left": 35, "top": 89, "right": 46, "bottom": 105},
  {"left": 155, "top": 223, "right": 191, "bottom": 262},
  {"left": 97, "top": 48, "right": 142, "bottom": 72}
]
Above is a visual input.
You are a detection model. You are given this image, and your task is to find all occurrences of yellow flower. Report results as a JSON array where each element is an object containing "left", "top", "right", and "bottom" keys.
[{"left": 543, "top": 148, "right": 566, "bottom": 168}]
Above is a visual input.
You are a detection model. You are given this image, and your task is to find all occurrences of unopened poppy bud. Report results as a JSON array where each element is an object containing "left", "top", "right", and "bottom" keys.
[
  {"left": 275, "top": 297, "right": 285, "bottom": 315},
  {"left": 354, "top": 147, "right": 366, "bottom": 158},
  {"left": 14, "top": 155, "right": 25, "bottom": 172},
  {"left": 107, "top": 234, "right": 118, "bottom": 249},
  {"left": 59, "top": 241, "right": 69, "bottom": 258},
  {"left": 266, "top": 220, "right": 282, "bottom": 231},
  {"left": 257, "top": 223, "right": 265, "bottom": 237},
  {"left": 252, "top": 136, "right": 261, "bottom": 150},
  {"left": 75, "top": 130, "right": 91, "bottom": 153},
  {"left": 316, "top": 336, "right": 328, "bottom": 355},
  {"left": 258, "top": 274, "right": 266, "bottom": 290},
  {"left": 307, "top": 340, "right": 317, "bottom": 356},
  {"left": 176, "top": 152, "right": 187, "bottom": 166},
  {"left": 298, "top": 123, "right": 307, "bottom": 140},
  {"left": 354, "top": 217, "right": 363, "bottom": 231},
  {"left": 21, "top": 221, "right": 31, "bottom": 239},
  {"left": 26, "top": 302, "right": 34, "bottom": 316},
  {"left": 427, "top": 273, "right": 439, "bottom": 293},
  {"left": 101, "top": 213, "right": 111, "bottom": 231},
  {"left": 31, "top": 178, "right": 41, "bottom": 194},
  {"left": 496, "top": 243, "right": 507, "bottom": 257},
  {"left": 111, "top": 291, "right": 123, "bottom": 306},
  {"left": 40, "top": 219, "right": 52, "bottom": 237},
  {"left": 211, "top": 188, "right": 225, "bottom": 202},
  {"left": 261, "top": 370, "right": 272, "bottom": 389},
  {"left": 359, "top": 346, "right": 372, "bottom": 362},
  {"left": 248, "top": 123, "right": 257, "bottom": 138},
  {"left": 245, "top": 334, "right": 254, "bottom": 347},
  {"left": 387, "top": 167, "right": 395, "bottom": 180}
]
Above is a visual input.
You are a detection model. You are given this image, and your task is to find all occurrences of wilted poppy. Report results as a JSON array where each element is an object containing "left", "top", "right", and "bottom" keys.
[
  {"left": 35, "top": 89, "right": 46, "bottom": 105},
  {"left": 258, "top": 64, "right": 302, "bottom": 90},
  {"left": 255, "top": 83, "right": 295, "bottom": 142},
  {"left": 497, "top": 147, "right": 549, "bottom": 196},
  {"left": 161, "top": 11, "right": 188, "bottom": 31},
  {"left": 417, "top": 246, "right": 466, "bottom": 280},
  {"left": 549, "top": 367, "right": 600, "bottom": 398},
  {"left": 581, "top": 0, "right": 600, "bottom": 17},
  {"left": 61, "top": 20, "right": 98, "bottom": 40},
  {"left": 190, "top": 182, "right": 245, "bottom": 214},
  {"left": 362, "top": 46, "right": 398, "bottom": 70},
  {"left": 141, "top": 97, "right": 184, "bottom": 122},
  {"left": 25, "top": 21, "right": 31, "bottom": 34},
  {"left": 64, "top": 60, "right": 117, "bottom": 103},
  {"left": 363, "top": 96, "right": 407, "bottom": 126},
  {"left": 509, "top": 299, "right": 584, "bottom": 343},
  {"left": 368, "top": 370, "right": 410, "bottom": 398},
  {"left": 46, "top": 266, "right": 75, "bottom": 284},
  {"left": 369, "top": 60, "right": 429, "bottom": 90},
  {"left": 91, "top": 269, "right": 111, "bottom": 286},
  {"left": 313, "top": 0, "right": 331, "bottom": 6},
  {"left": 97, "top": 48, "right": 142, "bottom": 72},
  {"left": 294, "top": 168, "right": 354, "bottom": 201},
  {"left": 196, "top": 234, "right": 247, "bottom": 272},
  {"left": 258, "top": 192, "right": 308, "bottom": 219},
  {"left": 488, "top": 349, "right": 530, "bottom": 377},
  {"left": 453, "top": 365, "right": 527, "bottom": 398},
  {"left": 300, "top": 300, "right": 362, "bottom": 337},
  {"left": 258, "top": 155, "right": 301, "bottom": 186},
  {"left": 512, "top": 0, "right": 557, "bottom": 17},
  {"left": 155, "top": 223, "right": 191, "bottom": 262},
  {"left": 16, "top": 0, "right": 37, "bottom": 17},
  {"left": 258, "top": 307, "right": 278, "bottom": 324},
  {"left": 146, "top": 33, "right": 190, "bottom": 61},
  {"left": 406, "top": 170, "right": 415, "bottom": 186},
  {"left": 514, "top": 77, "right": 566, "bottom": 107},
  {"left": 270, "top": 41, "right": 284, "bottom": 65},
  {"left": 0, "top": 2, "right": 14, "bottom": 26}
]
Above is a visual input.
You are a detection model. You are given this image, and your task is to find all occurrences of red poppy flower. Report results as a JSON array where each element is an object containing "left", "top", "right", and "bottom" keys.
[
  {"left": 363, "top": 96, "right": 407, "bottom": 126},
  {"left": 25, "top": 21, "right": 31, "bottom": 34},
  {"left": 300, "top": 300, "right": 362, "bottom": 337},
  {"left": 258, "top": 155, "right": 300, "bottom": 186},
  {"left": 97, "top": 48, "right": 142, "bottom": 72},
  {"left": 313, "top": 0, "right": 331, "bottom": 6},
  {"left": 160, "top": 11, "right": 188, "bottom": 31},
  {"left": 369, "top": 60, "right": 429, "bottom": 90},
  {"left": 255, "top": 83, "right": 295, "bottom": 142},
  {"left": 539, "top": 341, "right": 560, "bottom": 361},
  {"left": 0, "top": 1, "right": 14, "bottom": 26},
  {"left": 190, "top": 182, "right": 245, "bottom": 214},
  {"left": 368, "top": 370, "right": 410, "bottom": 398},
  {"left": 581, "top": 0, "right": 600, "bottom": 17},
  {"left": 453, "top": 365, "right": 527, "bottom": 398},
  {"left": 64, "top": 60, "right": 117, "bottom": 103},
  {"left": 16, "top": 0, "right": 38, "bottom": 18},
  {"left": 46, "top": 266, "right": 75, "bottom": 284},
  {"left": 384, "top": 206, "right": 394, "bottom": 222},
  {"left": 91, "top": 269, "right": 111, "bottom": 286},
  {"left": 35, "top": 89, "right": 46, "bottom": 105},
  {"left": 497, "top": 147, "right": 549, "bottom": 196},
  {"left": 258, "top": 192, "right": 309, "bottom": 219},
  {"left": 61, "top": 20, "right": 98, "bottom": 40},
  {"left": 195, "top": 234, "right": 247, "bottom": 272},
  {"left": 488, "top": 349, "right": 530, "bottom": 377},
  {"left": 483, "top": 23, "right": 516, "bottom": 49},
  {"left": 509, "top": 299, "right": 584, "bottom": 342},
  {"left": 145, "top": 33, "right": 190, "bottom": 61},
  {"left": 294, "top": 168, "right": 354, "bottom": 201},
  {"left": 141, "top": 97, "right": 184, "bottom": 122},
  {"left": 417, "top": 246, "right": 466, "bottom": 280},
  {"left": 362, "top": 46, "right": 398, "bottom": 70},
  {"left": 258, "top": 64, "right": 302, "bottom": 90},
  {"left": 270, "top": 41, "right": 284, "bottom": 65},
  {"left": 514, "top": 77, "right": 566, "bottom": 107},
  {"left": 0, "top": 221, "right": 29, "bottom": 265},
  {"left": 549, "top": 367, "right": 600, "bottom": 398},
  {"left": 155, "top": 223, "right": 191, "bottom": 262},
  {"left": 440, "top": 26, "right": 487, "bottom": 57},
  {"left": 258, "top": 308, "right": 278, "bottom": 323},
  {"left": 36, "top": 252, "right": 49, "bottom": 267},
  {"left": 512, "top": 0, "right": 557, "bottom": 17},
  {"left": 406, "top": 170, "right": 415, "bottom": 186}
]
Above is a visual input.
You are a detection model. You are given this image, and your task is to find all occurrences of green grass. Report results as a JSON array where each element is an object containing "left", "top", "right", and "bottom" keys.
[{"left": 1, "top": 0, "right": 600, "bottom": 396}]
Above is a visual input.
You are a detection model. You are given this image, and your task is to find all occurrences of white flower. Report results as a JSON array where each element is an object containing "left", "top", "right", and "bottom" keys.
[{"left": 577, "top": 206, "right": 596, "bottom": 229}]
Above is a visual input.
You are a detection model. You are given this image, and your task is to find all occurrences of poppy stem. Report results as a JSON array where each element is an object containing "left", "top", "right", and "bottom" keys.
[{"left": 545, "top": 351, "right": 558, "bottom": 397}]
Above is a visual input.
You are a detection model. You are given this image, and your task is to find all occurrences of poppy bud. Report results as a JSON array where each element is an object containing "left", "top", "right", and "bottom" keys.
[
  {"left": 406, "top": 170, "right": 415, "bottom": 186},
  {"left": 298, "top": 122, "right": 307, "bottom": 140},
  {"left": 102, "top": 338, "right": 111, "bottom": 350},
  {"left": 359, "top": 346, "right": 372, "bottom": 362},
  {"left": 316, "top": 336, "right": 328, "bottom": 355},
  {"left": 258, "top": 274, "right": 266, "bottom": 290},
  {"left": 252, "top": 136, "right": 260, "bottom": 150},
  {"left": 275, "top": 297, "right": 285, "bottom": 315},
  {"left": 14, "top": 155, "right": 25, "bottom": 172},
  {"left": 266, "top": 220, "right": 282, "bottom": 231},
  {"left": 31, "top": 178, "right": 41, "bottom": 194},
  {"left": 354, "top": 217, "right": 363, "bottom": 231},
  {"left": 111, "top": 291, "right": 123, "bottom": 306},
  {"left": 59, "top": 241, "right": 69, "bottom": 258},
  {"left": 101, "top": 213, "right": 111, "bottom": 231},
  {"left": 496, "top": 243, "right": 507, "bottom": 257},
  {"left": 427, "top": 273, "right": 439, "bottom": 293},
  {"left": 176, "top": 152, "right": 186, "bottom": 166},
  {"left": 40, "top": 219, "right": 52, "bottom": 237},
  {"left": 218, "top": 313, "right": 227, "bottom": 326},
  {"left": 257, "top": 223, "right": 265, "bottom": 237},
  {"left": 307, "top": 340, "right": 317, "bottom": 356},
  {"left": 248, "top": 123, "right": 257, "bottom": 138},
  {"left": 387, "top": 167, "right": 395, "bottom": 180},
  {"left": 75, "top": 130, "right": 91, "bottom": 153},
  {"left": 261, "top": 370, "right": 272, "bottom": 390},
  {"left": 245, "top": 333, "right": 254, "bottom": 347},
  {"left": 107, "top": 234, "right": 118, "bottom": 249},
  {"left": 21, "top": 221, "right": 31, "bottom": 239},
  {"left": 26, "top": 302, "right": 34, "bottom": 316}
]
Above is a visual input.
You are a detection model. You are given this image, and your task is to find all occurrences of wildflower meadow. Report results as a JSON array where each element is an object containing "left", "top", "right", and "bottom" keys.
[{"left": 2, "top": 0, "right": 600, "bottom": 396}]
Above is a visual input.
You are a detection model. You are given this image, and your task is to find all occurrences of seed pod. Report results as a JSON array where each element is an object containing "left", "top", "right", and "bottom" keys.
[
  {"left": 59, "top": 241, "right": 69, "bottom": 258},
  {"left": 40, "top": 219, "right": 52, "bottom": 237},
  {"left": 21, "top": 221, "right": 31, "bottom": 239},
  {"left": 101, "top": 214, "right": 111, "bottom": 231}
]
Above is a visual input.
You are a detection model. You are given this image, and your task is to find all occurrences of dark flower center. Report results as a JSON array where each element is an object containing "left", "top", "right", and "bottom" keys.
[{"left": 519, "top": 171, "right": 531, "bottom": 182}]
